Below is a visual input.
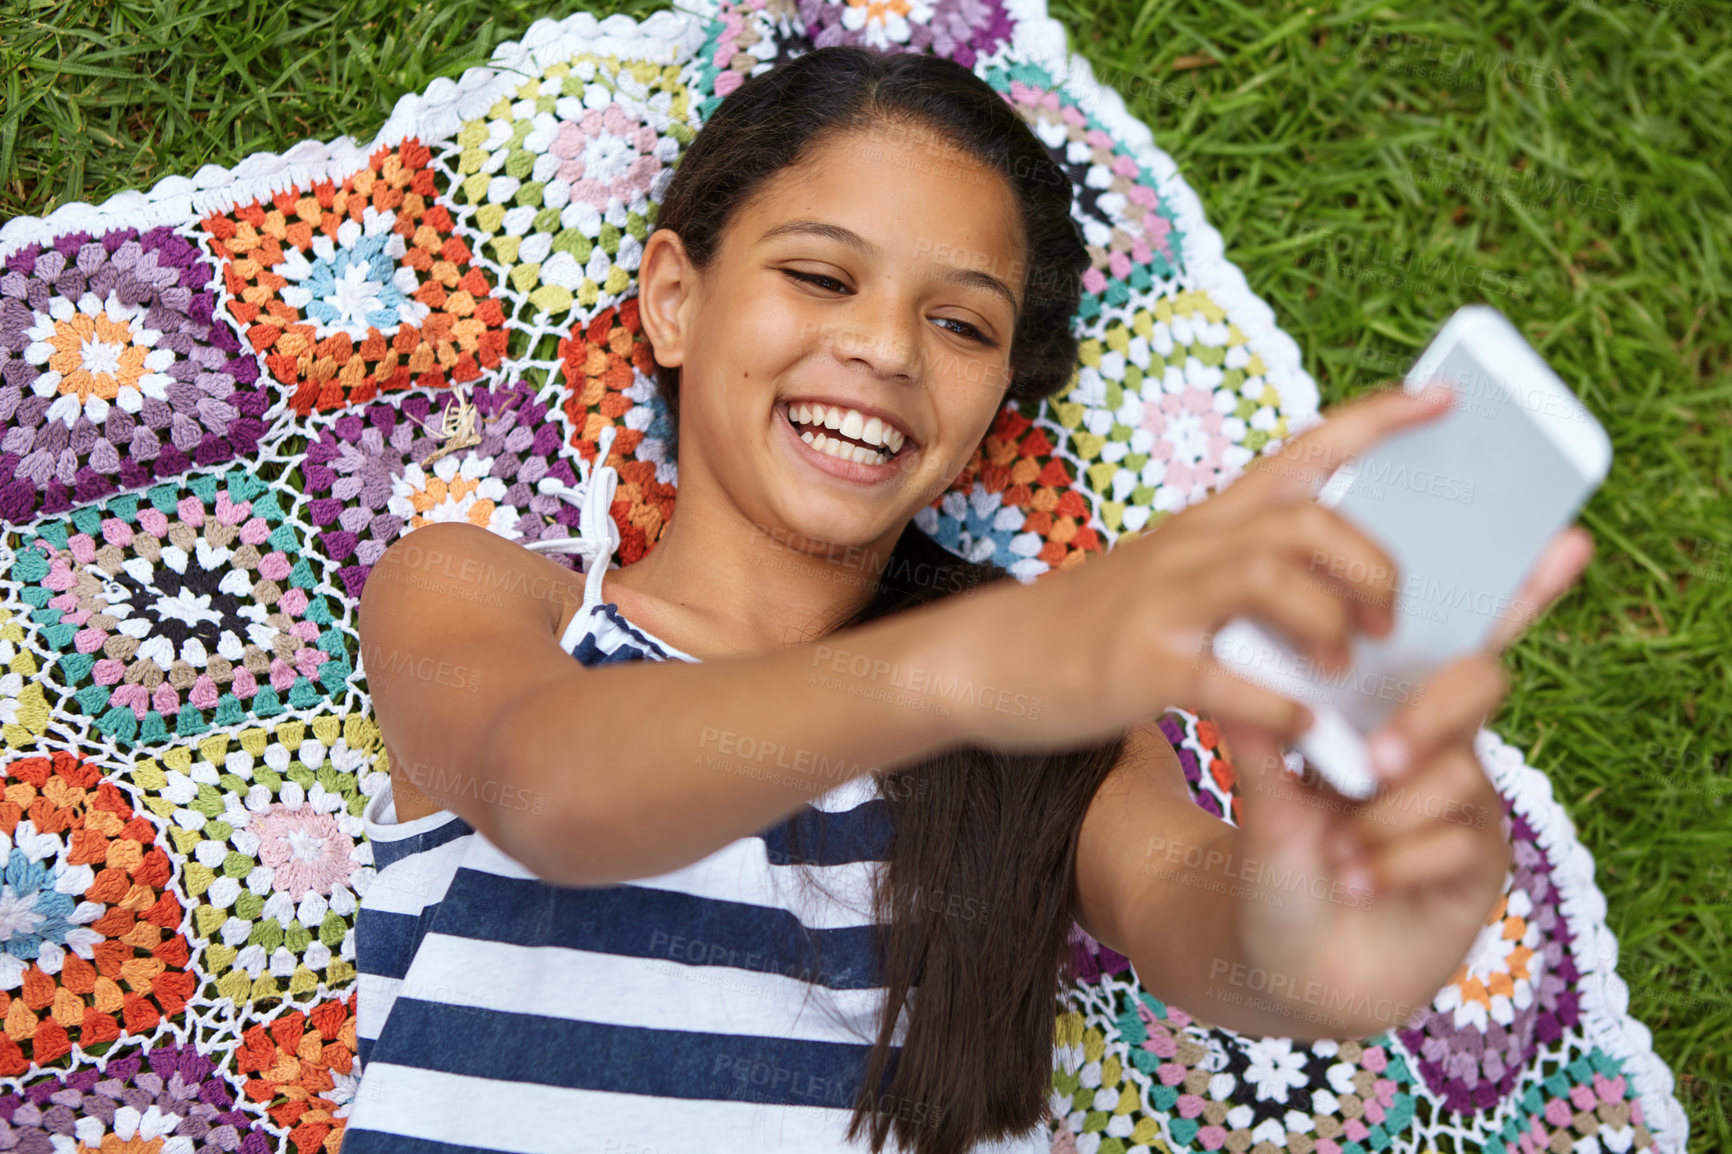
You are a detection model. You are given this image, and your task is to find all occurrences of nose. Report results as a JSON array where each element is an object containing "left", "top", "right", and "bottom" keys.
[{"left": 819, "top": 284, "right": 922, "bottom": 382}]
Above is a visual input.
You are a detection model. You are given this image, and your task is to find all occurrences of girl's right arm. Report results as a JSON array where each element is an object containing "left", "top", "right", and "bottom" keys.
[{"left": 357, "top": 519, "right": 986, "bottom": 887}]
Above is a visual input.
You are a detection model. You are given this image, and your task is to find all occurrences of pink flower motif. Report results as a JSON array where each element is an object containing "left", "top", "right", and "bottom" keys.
[
  {"left": 1081, "top": 267, "right": 1107, "bottom": 295},
  {"left": 1362, "top": 1045, "right": 1387, "bottom": 1073},
  {"left": 715, "top": 69, "right": 744, "bottom": 97},
  {"left": 1363, "top": 1097, "right": 1385, "bottom": 1124},
  {"left": 1165, "top": 1006, "right": 1192, "bottom": 1028},
  {"left": 1316, "top": 1141, "right": 1340, "bottom": 1154},
  {"left": 68, "top": 533, "right": 97, "bottom": 563},
  {"left": 1196, "top": 1124, "right": 1227, "bottom": 1150},
  {"left": 550, "top": 106, "right": 664, "bottom": 213},
  {"left": 250, "top": 804, "right": 357, "bottom": 901},
  {"left": 1156, "top": 1061, "right": 1186, "bottom": 1086},
  {"left": 1594, "top": 1073, "right": 1626, "bottom": 1103},
  {"left": 1543, "top": 1096, "right": 1573, "bottom": 1127},
  {"left": 1343, "top": 1119, "right": 1370, "bottom": 1142},
  {"left": 138, "top": 508, "right": 169, "bottom": 536},
  {"left": 151, "top": 681, "right": 178, "bottom": 714},
  {"left": 177, "top": 496, "right": 205, "bottom": 526},
  {"left": 277, "top": 587, "right": 309, "bottom": 616},
  {"left": 101, "top": 517, "right": 133, "bottom": 546},
  {"left": 1176, "top": 1093, "right": 1205, "bottom": 1118}
]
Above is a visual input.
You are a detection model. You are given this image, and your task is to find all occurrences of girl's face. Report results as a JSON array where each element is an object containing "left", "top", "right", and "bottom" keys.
[{"left": 638, "top": 122, "right": 1028, "bottom": 557}]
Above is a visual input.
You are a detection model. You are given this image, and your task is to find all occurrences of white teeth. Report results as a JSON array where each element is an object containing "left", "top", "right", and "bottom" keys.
[
  {"left": 785, "top": 401, "right": 907, "bottom": 454},
  {"left": 801, "top": 428, "right": 883, "bottom": 465}
]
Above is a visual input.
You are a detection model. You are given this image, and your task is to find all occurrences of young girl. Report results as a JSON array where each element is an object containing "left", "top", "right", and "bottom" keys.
[{"left": 343, "top": 46, "right": 1591, "bottom": 1154}]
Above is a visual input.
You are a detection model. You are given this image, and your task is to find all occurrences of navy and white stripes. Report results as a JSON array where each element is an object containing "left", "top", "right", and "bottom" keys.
[{"left": 345, "top": 578, "right": 1050, "bottom": 1153}]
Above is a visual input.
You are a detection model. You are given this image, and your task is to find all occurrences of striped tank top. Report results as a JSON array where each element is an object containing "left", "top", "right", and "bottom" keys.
[{"left": 345, "top": 466, "right": 1051, "bottom": 1153}]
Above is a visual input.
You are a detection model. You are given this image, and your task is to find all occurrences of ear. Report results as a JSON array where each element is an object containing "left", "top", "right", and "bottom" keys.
[{"left": 638, "top": 228, "right": 698, "bottom": 370}]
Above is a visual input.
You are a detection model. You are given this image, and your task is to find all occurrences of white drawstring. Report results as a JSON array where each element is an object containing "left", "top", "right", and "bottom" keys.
[{"left": 524, "top": 425, "right": 621, "bottom": 602}]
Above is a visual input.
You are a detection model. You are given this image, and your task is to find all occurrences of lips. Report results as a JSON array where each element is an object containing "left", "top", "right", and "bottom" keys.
[
  {"left": 774, "top": 400, "right": 914, "bottom": 481},
  {"left": 777, "top": 400, "right": 913, "bottom": 463}
]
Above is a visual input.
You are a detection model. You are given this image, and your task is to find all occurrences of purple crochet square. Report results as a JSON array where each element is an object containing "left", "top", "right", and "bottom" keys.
[
  {"left": 0, "top": 227, "right": 269, "bottom": 524},
  {"left": 300, "top": 379, "right": 587, "bottom": 600}
]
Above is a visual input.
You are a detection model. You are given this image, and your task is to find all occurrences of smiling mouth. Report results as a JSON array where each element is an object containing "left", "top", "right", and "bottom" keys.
[{"left": 779, "top": 401, "right": 914, "bottom": 466}]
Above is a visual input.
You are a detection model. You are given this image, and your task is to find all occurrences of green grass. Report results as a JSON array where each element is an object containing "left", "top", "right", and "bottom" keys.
[{"left": 4, "top": 0, "right": 1729, "bottom": 1148}]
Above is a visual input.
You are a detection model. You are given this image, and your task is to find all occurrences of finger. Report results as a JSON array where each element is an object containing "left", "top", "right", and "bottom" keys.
[
  {"left": 1364, "top": 651, "right": 1508, "bottom": 786},
  {"left": 1201, "top": 553, "right": 1359, "bottom": 673},
  {"left": 1356, "top": 733, "right": 1503, "bottom": 842},
  {"left": 1485, "top": 527, "right": 1595, "bottom": 653},
  {"left": 1228, "top": 381, "right": 1457, "bottom": 509},
  {"left": 1355, "top": 805, "right": 1511, "bottom": 895},
  {"left": 1262, "top": 502, "right": 1402, "bottom": 639},
  {"left": 1185, "top": 655, "right": 1317, "bottom": 742}
]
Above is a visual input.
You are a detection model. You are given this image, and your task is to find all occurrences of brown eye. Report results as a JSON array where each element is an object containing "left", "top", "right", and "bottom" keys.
[{"left": 784, "top": 269, "right": 849, "bottom": 293}]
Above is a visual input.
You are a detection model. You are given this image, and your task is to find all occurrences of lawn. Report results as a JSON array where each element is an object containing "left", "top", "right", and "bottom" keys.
[{"left": 2, "top": 0, "right": 1728, "bottom": 1148}]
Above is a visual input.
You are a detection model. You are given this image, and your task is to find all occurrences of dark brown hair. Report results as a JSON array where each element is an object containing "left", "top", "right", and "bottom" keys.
[{"left": 649, "top": 47, "right": 1126, "bottom": 1154}]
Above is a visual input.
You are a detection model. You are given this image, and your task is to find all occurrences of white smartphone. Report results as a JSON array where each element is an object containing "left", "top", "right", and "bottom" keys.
[{"left": 1209, "top": 305, "right": 1612, "bottom": 798}]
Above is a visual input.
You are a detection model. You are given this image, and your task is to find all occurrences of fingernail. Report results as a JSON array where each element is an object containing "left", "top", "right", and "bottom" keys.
[{"left": 1369, "top": 731, "right": 1410, "bottom": 778}]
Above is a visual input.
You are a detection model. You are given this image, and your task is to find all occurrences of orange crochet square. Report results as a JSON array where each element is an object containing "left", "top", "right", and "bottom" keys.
[{"left": 204, "top": 138, "right": 508, "bottom": 415}]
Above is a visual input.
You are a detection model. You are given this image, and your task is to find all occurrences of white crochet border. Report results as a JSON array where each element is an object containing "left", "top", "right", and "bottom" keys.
[
  {"left": 1474, "top": 726, "right": 1689, "bottom": 1153},
  {"left": 0, "top": 3, "right": 1686, "bottom": 1149}
]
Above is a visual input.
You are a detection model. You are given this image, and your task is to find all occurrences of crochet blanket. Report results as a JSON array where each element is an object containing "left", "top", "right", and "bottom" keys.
[{"left": 0, "top": 1, "right": 1686, "bottom": 1152}]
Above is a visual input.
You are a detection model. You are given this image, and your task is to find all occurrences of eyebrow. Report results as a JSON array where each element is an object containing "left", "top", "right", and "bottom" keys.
[{"left": 757, "top": 218, "right": 1021, "bottom": 318}]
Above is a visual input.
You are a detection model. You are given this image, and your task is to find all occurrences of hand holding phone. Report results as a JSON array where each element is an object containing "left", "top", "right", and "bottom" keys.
[{"left": 1209, "top": 306, "right": 1612, "bottom": 798}]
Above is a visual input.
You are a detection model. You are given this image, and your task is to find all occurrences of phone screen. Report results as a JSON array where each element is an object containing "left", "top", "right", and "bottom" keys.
[
  {"left": 1318, "top": 336, "right": 1602, "bottom": 732},
  {"left": 1209, "top": 307, "right": 1611, "bottom": 797}
]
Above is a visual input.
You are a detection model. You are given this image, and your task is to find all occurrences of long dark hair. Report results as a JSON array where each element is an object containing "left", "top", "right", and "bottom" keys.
[{"left": 650, "top": 47, "right": 1127, "bottom": 1154}]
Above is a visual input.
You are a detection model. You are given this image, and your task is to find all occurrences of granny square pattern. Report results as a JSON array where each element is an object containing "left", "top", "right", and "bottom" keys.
[{"left": 0, "top": 1, "right": 1687, "bottom": 1151}]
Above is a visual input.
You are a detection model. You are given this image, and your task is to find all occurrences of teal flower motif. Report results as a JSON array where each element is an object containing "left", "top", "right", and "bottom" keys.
[{"left": 278, "top": 212, "right": 429, "bottom": 341}]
